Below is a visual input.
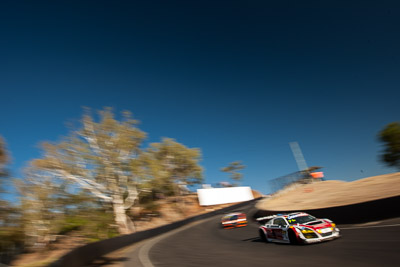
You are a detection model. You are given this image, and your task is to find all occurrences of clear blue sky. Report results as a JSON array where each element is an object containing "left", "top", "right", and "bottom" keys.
[{"left": 1, "top": 0, "right": 399, "bottom": 196}]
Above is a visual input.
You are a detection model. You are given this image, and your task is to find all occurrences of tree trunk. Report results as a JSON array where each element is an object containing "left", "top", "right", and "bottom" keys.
[{"left": 112, "top": 196, "right": 135, "bottom": 234}]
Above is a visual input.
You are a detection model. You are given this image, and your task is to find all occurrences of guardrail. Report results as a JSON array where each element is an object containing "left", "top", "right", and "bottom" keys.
[
  {"left": 253, "top": 195, "right": 400, "bottom": 224},
  {"left": 50, "top": 199, "right": 259, "bottom": 267}
]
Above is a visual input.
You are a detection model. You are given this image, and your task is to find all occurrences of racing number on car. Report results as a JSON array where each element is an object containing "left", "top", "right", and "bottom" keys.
[
  {"left": 267, "top": 227, "right": 284, "bottom": 240},
  {"left": 273, "top": 229, "right": 284, "bottom": 240},
  {"left": 267, "top": 228, "right": 275, "bottom": 239}
]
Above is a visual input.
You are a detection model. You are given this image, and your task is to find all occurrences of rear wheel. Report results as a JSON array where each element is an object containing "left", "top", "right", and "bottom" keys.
[{"left": 259, "top": 229, "right": 267, "bottom": 242}]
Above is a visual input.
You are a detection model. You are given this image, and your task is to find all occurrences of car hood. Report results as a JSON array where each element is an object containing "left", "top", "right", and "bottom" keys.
[{"left": 296, "top": 220, "right": 332, "bottom": 230}]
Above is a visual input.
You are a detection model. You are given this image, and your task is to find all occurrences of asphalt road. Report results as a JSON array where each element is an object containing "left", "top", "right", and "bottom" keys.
[{"left": 125, "top": 202, "right": 400, "bottom": 267}]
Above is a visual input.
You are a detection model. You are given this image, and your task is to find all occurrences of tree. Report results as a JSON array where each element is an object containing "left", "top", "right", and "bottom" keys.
[
  {"left": 378, "top": 122, "right": 400, "bottom": 170},
  {"left": 15, "top": 166, "right": 66, "bottom": 247},
  {"left": 221, "top": 161, "right": 245, "bottom": 186},
  {"left": 0, "top": 136, "right": 12, "bottom": 216},
  {"left": 0, "top": 136, "right": 12, "bottom": 228},
  {"left": 0, "top": 136, "right": 10, "bottom": 180},
  {"left": 0, "top": 137, "right": 24, "bottom": 263},
  {"left": 30, "top": 108, "right": 146, "bottom": 234},
  {"left": 16, "top": 166, "right": 118, "bottom": 247},
  {"left": 142, "top": 138, "right": 203, "bottom": 197}
]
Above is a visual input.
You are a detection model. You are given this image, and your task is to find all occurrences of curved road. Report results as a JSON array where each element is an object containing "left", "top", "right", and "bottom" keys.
[{"left": 125, "top": 202, "right": 400, "bottom": 267}]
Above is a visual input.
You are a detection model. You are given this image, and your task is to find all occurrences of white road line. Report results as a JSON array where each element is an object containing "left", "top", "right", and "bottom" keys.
[
  {"left": 138, "top": 216, "right": 216, "bottom": 267},
  {"left": 340, "top": 223, "right": 400, "bottom": 230}
]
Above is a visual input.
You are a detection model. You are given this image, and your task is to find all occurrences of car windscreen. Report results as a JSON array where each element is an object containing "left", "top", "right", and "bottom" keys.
[{"left": 286, "top": 215, "right": 316, "bottom": 225}]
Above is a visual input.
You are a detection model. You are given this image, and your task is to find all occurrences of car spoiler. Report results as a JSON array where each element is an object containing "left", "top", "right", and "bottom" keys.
[{"left": 256, "top": 215, "right": 276, "bottom": 224}]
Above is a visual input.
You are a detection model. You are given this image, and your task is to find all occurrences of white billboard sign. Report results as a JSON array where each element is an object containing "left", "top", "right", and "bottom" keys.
[{"left": 197, "top": 186, "right": 254, "bottom": 206}]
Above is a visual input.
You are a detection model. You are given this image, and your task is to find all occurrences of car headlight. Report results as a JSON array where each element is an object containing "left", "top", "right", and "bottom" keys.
[
  {"left": 316, "top": 228, "right": 334, "bottom": 233},
  {"left": 301, "top": 229, "right": 314, "bottom": 234},
  {"left": 331, "top": 223, "right": 336, "bottom": 228}
]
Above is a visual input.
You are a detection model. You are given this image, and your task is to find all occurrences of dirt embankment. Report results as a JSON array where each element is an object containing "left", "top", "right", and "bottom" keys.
[{"left": 256, "top": 172, "right": 400, "bottom": 211}]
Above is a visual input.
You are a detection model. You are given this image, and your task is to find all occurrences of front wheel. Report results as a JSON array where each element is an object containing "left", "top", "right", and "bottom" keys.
[{"left": 288, "top": 230, "right": 299, "bottom": 245}]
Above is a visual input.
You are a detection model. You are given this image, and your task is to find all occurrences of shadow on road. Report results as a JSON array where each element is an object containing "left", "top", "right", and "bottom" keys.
[
  {"left": 87, "top": 256, "right": 129, "bottom": 266},
  {"left": 241, "top": 237, "right": 264, "bottom": 243}
]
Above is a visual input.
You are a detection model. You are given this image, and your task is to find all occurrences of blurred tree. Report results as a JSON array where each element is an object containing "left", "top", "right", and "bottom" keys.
[
  {"left": 15, "top": 167, "right": 66, "bottom": 248},
  {"left": 0, "top": 136, "right": 10, "bottom": 182},
  {"left": 30, "top": 108, "right": 146, "bottom": 234},
  {"left": 378, "top": 122, "right": 400, "bottom": 170},
  {"left": 0, "top": 136, "right": 11, "bottom": 218},
  {"left": 0, "top": 137, "right": 24, "bottom": 264},
  {"left": 142, "top": 138, "right": 203, "bottom": 200},
  {"left": 16, "top": 169, "right": 118, "bottom": 248},
  {"left": 0, "top": 136, "right": 12, "bottom": 234},
  {"left": 221, "top": 161, "right": 245, "bottom": 186}
]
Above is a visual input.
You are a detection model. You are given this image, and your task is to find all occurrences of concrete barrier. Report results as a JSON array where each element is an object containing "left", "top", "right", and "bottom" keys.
[
  {"left": 252, "top": 195, "right": 400, "bottom": 224},
  {"left": 50, "top": 199, "right": 259, "bottom": 267}
]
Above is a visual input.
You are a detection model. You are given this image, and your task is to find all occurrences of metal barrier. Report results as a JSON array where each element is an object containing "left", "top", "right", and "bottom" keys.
[
  {"left": 268, "top": 167, "right": 323, "bottom": 194},
  {"left": 268, "top": 171, "right": 309, "bottom": 194},
  {"left": 253, "top": 195, "right": 400, "bottom": 224}
]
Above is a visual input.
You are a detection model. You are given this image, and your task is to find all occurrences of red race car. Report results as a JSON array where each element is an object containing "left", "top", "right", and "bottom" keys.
[
  {"left": 258, "top": 212, "right": 340, "bottom": 244},
  {"left": 221, "top": 212, "right": 248, "bottom": 229}
]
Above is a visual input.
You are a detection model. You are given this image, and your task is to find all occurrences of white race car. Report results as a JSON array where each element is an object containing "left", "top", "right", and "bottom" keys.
[{"left": 258, "top": 212, "right": 340, "bottom": 244}]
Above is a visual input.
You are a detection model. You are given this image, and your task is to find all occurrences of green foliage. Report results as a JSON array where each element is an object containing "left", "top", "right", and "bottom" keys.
[
  {"left": 79, "top": 210, "right": 119, "bottom": 242},
  {"left": 141, "top": 138, "right": 203, "bottom": 196},
  {"left": 0, "top": 137, "right": 24, "bottom": 259},
  {"left": 378, "top": 122, "right": 400, "bottom": 170},
  {"left": 142, "top": 201, "right": 160, "bottom": 213},
  {"left": 58, "top": 216, "right": 90, "bottom": 235},
  {"left": 0, "top": 136, "right": 10, "bottom": 191},
  {"left": 0, "top": 136, "right": 9, "bottom": 165},
  {"left": 63, "top": 211, "right": 118, "bottom": 242},
  {"left": 221, "top": 161, "right": 246, "bottom": 184},
  {"left": 0, "top": 205, "right": 24, "bottom": 261}
]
